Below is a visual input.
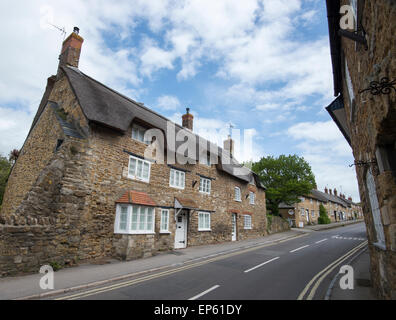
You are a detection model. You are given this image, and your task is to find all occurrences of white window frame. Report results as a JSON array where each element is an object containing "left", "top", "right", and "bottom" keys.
[
  {"left": 234, "top": 187, "right": 241, "bottom": 202},
  {"left": 301, "top": 208, "right": 305, "bottom": 216},
  {"left": 198, "top": 212, "right": 211, "bottom": 231},
  {"left": 114, "top": 204, "right": 155, "bottom": 235},
  {"left": 160, "top": 209, "right": 170, "bottom": 233},
  {"left": 311, "top": 210, "right": 315, "bottom": 218},
  {"left": 169, "top": 168, "right": 185, "bottom": 189},
  {"left": 131, "top": 123, "right": 151, "bottom": 145},
  {"left": 244, "top": 215, "right": 252, "bottom": 230},
  {"left": 366, "top": 168, "right": 386, "bottom": 249},
  {"left": 128, "top": 155, "right": 151, "bottom": 183},
  {"left": 199, "top": 177, "right": 211, "bottom": 194},
  {"left": 249, "top": 191, "right": 255, "bottom": 205}
]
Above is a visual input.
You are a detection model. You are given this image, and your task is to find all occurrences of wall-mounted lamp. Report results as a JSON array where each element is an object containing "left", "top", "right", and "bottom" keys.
[{"left": 192, "top": 180, "right": 198, "bottom": 188}]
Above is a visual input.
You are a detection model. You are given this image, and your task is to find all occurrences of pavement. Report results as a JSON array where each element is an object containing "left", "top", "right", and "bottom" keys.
[
  {"left": 327, "top": 247, "right": 377, "bottom": 300},
  {"left": 293, "top": 219, "right": 365, "bottom": 232},
  {"left": 0, "top": 229, "right": 305, "bottom": 300}
]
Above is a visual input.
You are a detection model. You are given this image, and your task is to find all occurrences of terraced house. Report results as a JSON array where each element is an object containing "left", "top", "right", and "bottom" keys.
[
  {"left": 0, "top": 29, "right": 268, "bottom": 274},
  {"left": 279, "top": 188, "right": 363, "bottom": 228}
]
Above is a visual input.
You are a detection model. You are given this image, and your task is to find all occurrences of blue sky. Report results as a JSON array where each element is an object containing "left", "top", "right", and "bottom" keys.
[{"left": 0, "top": 0, "right": 360, "bottom": 201}]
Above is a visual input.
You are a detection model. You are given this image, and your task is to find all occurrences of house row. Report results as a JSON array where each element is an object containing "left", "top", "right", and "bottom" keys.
[
  {"left": 279, "top": 188, "right": 363, "bottom": 228},
  {"left": 0, "top": 28, "right": 270, "bottom": 272}
]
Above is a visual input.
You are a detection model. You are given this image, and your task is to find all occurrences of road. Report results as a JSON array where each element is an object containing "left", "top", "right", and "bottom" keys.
[{"left": 53, "top": 222, "right": 367, "bottom": 300}]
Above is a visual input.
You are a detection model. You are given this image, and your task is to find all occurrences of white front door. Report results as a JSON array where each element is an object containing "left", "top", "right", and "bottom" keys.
[
  {"left": 231, "top": 213, "right": 237, "bottom": 241},
  {"left": 174, "top": 212, "right": 187, "bottom": 249}
]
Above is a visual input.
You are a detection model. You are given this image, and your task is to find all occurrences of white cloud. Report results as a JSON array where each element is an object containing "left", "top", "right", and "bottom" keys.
[
  {"left": 287, "top": 121, "right": 360, "bottom": 201},
  {"left": 156, "top": 95, "right": 181, "bottom": 111}
]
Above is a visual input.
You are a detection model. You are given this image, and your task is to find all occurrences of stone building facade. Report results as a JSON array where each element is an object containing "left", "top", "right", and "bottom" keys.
[
  {"left": 279, "top": 188, "right": 363, "bottom": 228},
  {"left": 326, "top": 0, "right": 396, "bottom": 299},
  {"left": 0, "top": 29, "right": 274, "bottom": 276}
]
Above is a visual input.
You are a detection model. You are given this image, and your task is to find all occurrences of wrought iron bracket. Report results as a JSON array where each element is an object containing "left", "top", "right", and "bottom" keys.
[
  {"left": 349, "top": 159, "right": 377, "bottom": 167},
  {"left": 359, "top": 77, "right": 396, "bottom": 96},
  {"left": 338, "top": 28, "right": 368, "bottom": 50}
]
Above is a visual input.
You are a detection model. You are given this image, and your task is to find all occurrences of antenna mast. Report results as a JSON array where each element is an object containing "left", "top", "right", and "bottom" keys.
[{"left": 48, "top": 23, "right": 66, "bottom": 40}]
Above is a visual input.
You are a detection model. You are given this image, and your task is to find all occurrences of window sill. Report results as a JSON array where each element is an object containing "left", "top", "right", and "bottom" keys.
[
  {"left": 198, "top": 229, "right": 212, "bottom": 232},
  {"left": 373, "top": 242, "right": 386, "bottom": 251},
  {"left": 199, "top": 191, "right": 211, "bottom": 195},
  {"left": 244, "top": 228, "right": 252, "bottom": 230},
  {"left": 234, "top": 199, "right": 242, "bottom": 202},
  {"left": 114, "top": 231, "right": 156, "bottom": 235},
  {"left": 160, "top": 231, "right": 171, "bottom": 234},
  {"left": 170, "top": 185, "right": 185, "bottom": 190},
  {"left": 127, "top": 176, "right": 150, "bottom": 184}
]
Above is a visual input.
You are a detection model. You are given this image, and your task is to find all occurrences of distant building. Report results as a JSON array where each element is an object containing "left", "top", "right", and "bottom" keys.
[{"left": 279, "top": 188, "right": 363, "bottom": 228}]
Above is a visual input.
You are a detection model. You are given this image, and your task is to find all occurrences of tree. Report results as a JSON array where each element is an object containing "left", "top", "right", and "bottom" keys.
[
  {"left": 318, "top": 204, "right": 331, "bottom": 224},
  {"left": 0, "top": 155, "right": 12, "bottom": 206},
  {"left": 8, "top": 149, "right": 20, "bottom": 165},
  {"left": 252, "top": 154, "right": 316, "bottom": 215}
]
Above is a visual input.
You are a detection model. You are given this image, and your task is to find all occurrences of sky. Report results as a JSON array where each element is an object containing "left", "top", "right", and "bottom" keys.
[{"left": 0, "top": 0, "right": 361, "bottom": 201}]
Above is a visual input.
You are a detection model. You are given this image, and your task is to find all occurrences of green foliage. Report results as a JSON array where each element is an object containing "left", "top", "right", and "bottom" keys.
[
  {"left": 266, "top": 214, "right": 273, "bottom": 232},
  {"left": 318, "top": 204, "right": 331, "bottom": 224},
  {"left": 49, "top": 261, "right": 62, "bottom": 272},
  {"left": 252, "top": 154, "right": 316, "bottom": 216},
  {"left": 0, "top": 155, "right": 12, "bottom": 206}
]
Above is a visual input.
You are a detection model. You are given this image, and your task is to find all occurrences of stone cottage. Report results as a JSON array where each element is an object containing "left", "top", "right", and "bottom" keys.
[
  {"left": 325, "top": 0, "right": 395, "bottom": 299},
  {"left": 0, "top": 28, "right": 268, "bottom": 275},
  {"left": 279, "top": 188, "right": 363, "bottom": 228}
]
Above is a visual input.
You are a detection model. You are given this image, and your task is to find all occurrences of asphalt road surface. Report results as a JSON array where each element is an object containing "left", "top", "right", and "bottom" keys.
[{"left": 54, "top": 222, "right": 367, "bottom": 300}]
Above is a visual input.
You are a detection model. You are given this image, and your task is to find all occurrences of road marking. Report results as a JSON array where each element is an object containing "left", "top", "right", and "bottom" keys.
[
  {"left": 290, "top": 245, "right": 309, "bottom": 253},
  {"left": 306, "top": 242, "right": 367, "bottom": 300},
  {"left": 297, "top": 240, "right": 367, "bottom": 300},
  {"left": 315, "top": 239, "right": 328, "bottom": 244},
  {"left": 244, "top": 257, "right": 280, "bottom": 273},
  {"left": 55, "top": 233, "right": 308, "bottom": 300},
  {"left": 188, "top": 285, "right": 220, "bottom": 300}
]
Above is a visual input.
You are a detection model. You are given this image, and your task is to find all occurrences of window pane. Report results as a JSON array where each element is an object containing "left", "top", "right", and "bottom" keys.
[
  {"left": 129, "top": 158, "right": 136, "bottom": 176},
  {"left": 138, "top": 207, "right": 146, "bottom": 230},
  {"left": 119, "top": 207, "right": 128, "bottom": 230},
  {"left": 143, "top": 162, "right": 149, "bottom": 179},
  {"left": 181, "top": 172, "right": 185, "bottom": 188},
  {"left": 137, "top": 160, "right": 143, "bottom": 178},
  {"left": 147, "top": 208, "right": 153, "bottom": 231},
  {"left": 131, "top": 206, "right": 138, "bottom": 230}
]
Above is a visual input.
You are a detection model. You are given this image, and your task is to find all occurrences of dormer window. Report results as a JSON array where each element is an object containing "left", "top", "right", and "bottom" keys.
[
  {"left": 132, "top": 123, "right": 151, "bottom": 145},
  {"left": 200, "top": 152, "right": 211, "bottom": 166}
]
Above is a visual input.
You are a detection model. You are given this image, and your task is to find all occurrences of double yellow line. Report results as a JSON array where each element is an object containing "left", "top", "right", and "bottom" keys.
[
  {"left": 56, "top": 234, "right": 307, "bottom": 300},
  {"left": 297, "top": 240, "right": 368, "bottom": 300}
]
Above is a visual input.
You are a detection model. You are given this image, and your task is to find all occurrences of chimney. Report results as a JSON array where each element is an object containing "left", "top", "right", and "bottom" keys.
[
  {"left": 324, "top": 187, "right": 328, "bottom": 194},
  {"left": 59, "top": 27, "right": 84, "bottom": 68},
  {"left": 334, "top": 188, "right": 337, "bottom": 196},
  {"left": 182, "top": 107, "right": 193, "bottom": 131},
  {"left": 348, "top": 196, "right": 352, "bottom": 201},
  {"left": 223, "top": 135, "right": 235, "bottom": 157},
  {"left": 329, "top": 189, "right": 332, "bottom": 195}
]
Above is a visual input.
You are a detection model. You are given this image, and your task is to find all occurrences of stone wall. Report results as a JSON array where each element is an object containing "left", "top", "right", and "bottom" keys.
[
  {"left": 0, "top": 104, "right": 65, "bottom": 218},
  {"left": 339, "top": 0, "right": 396, "bottom": 299},
  {"left": 267, "top": 215, "right": 290, "bottom": 235},
  {"left": 0, "top": 136, "right": 89, "bottom": 276}
]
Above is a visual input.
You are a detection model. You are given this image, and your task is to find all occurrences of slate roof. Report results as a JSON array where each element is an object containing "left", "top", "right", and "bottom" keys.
[
  {"left": 61, "top": 65, "right": 263, "bottom": 187},
  {"left": 314, "top": 189, "right": 347, "bottom": 207}
]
